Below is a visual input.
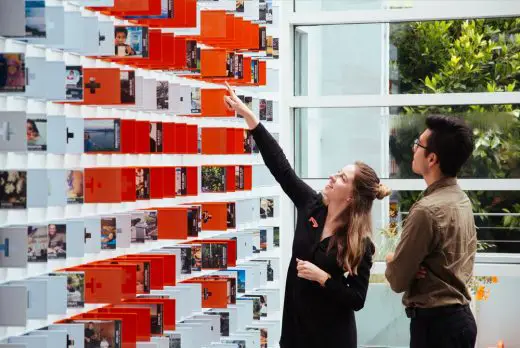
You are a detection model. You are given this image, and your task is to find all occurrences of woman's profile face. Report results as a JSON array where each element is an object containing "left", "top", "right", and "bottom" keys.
[
  {"left": 323, "top": 164, "right": 356, "bottom": 205},
  {"left": 26, "top": 121, "right": 37, "bottom": 139}
]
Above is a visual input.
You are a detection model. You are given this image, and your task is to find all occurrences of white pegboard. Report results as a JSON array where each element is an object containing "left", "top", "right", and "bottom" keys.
[
  {"left": 0, "top": 242, "right": 282, "bottom": 341},
  {"left": 0, "top": 0, "right": 284, "bottom": 343}
]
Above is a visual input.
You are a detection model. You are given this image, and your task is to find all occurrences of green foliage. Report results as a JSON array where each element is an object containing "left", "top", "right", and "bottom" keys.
[
  {"left": 389, "top": 18, "right": 520, "bottom": 245},
  {"left": 392, "top": 18, "right": 520, "bottom": 94}
]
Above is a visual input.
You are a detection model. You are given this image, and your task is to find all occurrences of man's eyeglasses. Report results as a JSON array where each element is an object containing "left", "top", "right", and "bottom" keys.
[{"left": 412, "top": 138, "right": 429, "bottom": 151}]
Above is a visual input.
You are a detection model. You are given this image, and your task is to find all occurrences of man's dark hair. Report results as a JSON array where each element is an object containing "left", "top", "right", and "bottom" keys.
[
  {"left": 115, "top": 27, "right": 128, "bottom": 37},
  {"left": 425, "top": 114, "right": 474, "bottom": 177}
]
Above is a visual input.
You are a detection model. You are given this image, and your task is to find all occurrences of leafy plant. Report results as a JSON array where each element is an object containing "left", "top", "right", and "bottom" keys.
[{"left": 389, "top": 18, "right": 520, "bottom": 248}]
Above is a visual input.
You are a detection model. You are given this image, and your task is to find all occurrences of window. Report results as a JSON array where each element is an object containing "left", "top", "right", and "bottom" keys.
[
  {"left": 295, "top": 17, "right": 520, "bottom": 96},
  {"left": 295, "top": 105, "right": 520, "bottom": 179}
]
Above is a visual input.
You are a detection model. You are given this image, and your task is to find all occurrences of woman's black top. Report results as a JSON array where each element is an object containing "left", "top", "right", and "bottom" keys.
[{"left": 251, "top": 123, "right": 375, "bottom": 348}]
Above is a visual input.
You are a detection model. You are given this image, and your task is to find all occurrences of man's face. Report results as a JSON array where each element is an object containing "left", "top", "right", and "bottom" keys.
[
  {"left": 48, "top": 224, "right": 56, "bottom": 236},
  {"left": 412, "top": 129, "right": 432, "bottom": 176}
]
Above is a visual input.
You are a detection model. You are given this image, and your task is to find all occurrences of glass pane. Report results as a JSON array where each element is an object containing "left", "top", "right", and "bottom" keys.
[
  {"left": 373, "top": 190, "right": 520, "bottom": 261},
  {"left": 294, "top": 105, "right": 520, "bottom": 179},
  {"left": 295, "top": 23, "right": 385, "bottom": 96},
  {"left": 295, "top": 17, "right": 520, "bottom": 96}
]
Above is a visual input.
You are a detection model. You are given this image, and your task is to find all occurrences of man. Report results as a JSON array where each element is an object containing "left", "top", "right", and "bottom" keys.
[
  {"left": 48, "top": 224, "right": 66, "bottom": 259},
  {"left": 385, "top": 115, "right": 477, "bottom": 348}
]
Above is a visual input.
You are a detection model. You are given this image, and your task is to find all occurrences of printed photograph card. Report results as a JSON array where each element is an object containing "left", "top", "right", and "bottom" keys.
[
  {"left": 131, "top": 211, "right": 146, "bottom": 243},
  {"left": 227, "top": 202, "right": 236, "bottom": 229},
  {"left": 191, "top": 244, "right": 202, "bottom": 272},
  {"left": 114, "top": 25, "right": 149, "bottom": 58},
  {"left": 69, "top": 319, "right": 122, "bottom": 348},
  {"left": 190, "top": 87, "right": 201, "bottom": 113},
  {"left": 156, "top": 81, "right": 169, "bottom": 110},
  {"left": 0, "top": 53, "right": 26, "bottom": 93},
  {"left": 201, "top": 166, "right": 226, "bottom": 193},
  {"left": 66, "top": 170, "right": 84, "bottom": 204},
  {"left": 101, "top": 217, "right": 117, "bottom": 250},
  {"left": 144, "top": 210, "right": 158, "bottom": 241},
  {"left": 49, "top": 272, "right": 85, "bottom": 308},
  {"left": 120, "top": 70, "right": 136, "bottom": 104},
  {"left": 65, "top": 66, "right": 83, "bottom": 101},
  {"left": 135, "top": 168, "right": 151, "bottom": 200},
  {"left": 84, "top": 119, "right": 121, "bottom": 153},
  {"left": 27, "top": 225, "right": 48, "bottom": 262},
  {"left": 201, "top": 243, "right": 228, "bottom": 269},
  {"left": 26, "top": 116, "right": 47, "bottom": 151},
  {"left": 187, "top": 205, "right": 201, "bottom": 238},
  {"left": 260, "top": 197, "right": 274, "bottom": 219},
  {"left": 25, "top": 0, "right": 46, "bottom": 38},
  {"left": 47, "top": 223, "right": 66, "bottom": 259},
  {"left": 150, "top": 122, "right": 163, "bottom": 153}
]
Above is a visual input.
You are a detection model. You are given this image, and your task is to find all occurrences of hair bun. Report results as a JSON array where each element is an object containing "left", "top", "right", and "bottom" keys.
[{"left": 376, "top": 183, "right": 392, "bottom": 200}]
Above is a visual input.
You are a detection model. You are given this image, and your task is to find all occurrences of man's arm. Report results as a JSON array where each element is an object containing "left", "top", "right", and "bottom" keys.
[{"left": 385, "top": 206, "right": 435, "bottom": 293}]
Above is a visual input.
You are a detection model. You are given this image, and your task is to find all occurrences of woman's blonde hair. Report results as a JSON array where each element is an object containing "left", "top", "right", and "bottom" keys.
[{"left": 328, "top": 161, "right": 391, "bottom": 275}]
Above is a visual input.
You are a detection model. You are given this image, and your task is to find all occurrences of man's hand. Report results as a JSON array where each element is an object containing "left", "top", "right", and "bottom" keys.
[
  {"left": 385, "top": 252, "right": 395, "bottom": 263},
  {"left": 296, "top": 258, "right": 330, "bottom": 286}
]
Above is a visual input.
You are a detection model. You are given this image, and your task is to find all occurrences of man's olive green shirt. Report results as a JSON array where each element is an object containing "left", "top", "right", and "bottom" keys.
[{"left": 385, "top": 177, "right": 477, "bottom": 308}]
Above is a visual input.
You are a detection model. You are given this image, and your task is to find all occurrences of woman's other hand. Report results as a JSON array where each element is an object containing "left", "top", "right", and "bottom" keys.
[{"left": 296, "top": 258, "right": 331, "bottom": 286}]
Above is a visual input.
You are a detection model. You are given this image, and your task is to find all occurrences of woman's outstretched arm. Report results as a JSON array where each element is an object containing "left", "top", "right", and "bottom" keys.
[{"left": 224, "top": 83, "right": 317, "bottom": 209}]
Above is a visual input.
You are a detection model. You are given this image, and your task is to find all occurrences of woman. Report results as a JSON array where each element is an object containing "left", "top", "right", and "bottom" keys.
[
  {"left": 223, "top": 83, "right": 391, "bottom": 348},
  {"left": 26, "top": 119, "right": 40, "bottom": 143}
]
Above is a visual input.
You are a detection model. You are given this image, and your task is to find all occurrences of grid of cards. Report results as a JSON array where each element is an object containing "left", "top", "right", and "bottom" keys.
[{"left": 0, "top": 0, "right": 282, "bottom": 347}]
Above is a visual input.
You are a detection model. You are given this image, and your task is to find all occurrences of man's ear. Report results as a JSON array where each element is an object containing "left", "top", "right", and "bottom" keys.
[{"left": 428, "top": 152, "right": 438, "bottom": 166}]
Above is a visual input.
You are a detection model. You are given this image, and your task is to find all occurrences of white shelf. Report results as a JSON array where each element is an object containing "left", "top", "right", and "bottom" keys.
[
  {"left": 0, "top": 303, "right": 106, "bottom": 341},
  {"left": 1, "top": 153, "right": 273, "bottom": 169},
  {"left": 0, "top": 186, "right": 281, "bottom": 227},
  {"left": 0, "top": 218, "right": 281, "bottom": 285}
]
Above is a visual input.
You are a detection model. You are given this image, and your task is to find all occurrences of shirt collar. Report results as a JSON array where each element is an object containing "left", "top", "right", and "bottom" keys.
[{"left": 424, "top": 176, "right": 458, "bottom": 197}]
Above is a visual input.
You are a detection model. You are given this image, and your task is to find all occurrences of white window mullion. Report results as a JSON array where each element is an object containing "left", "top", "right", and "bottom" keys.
[
  {"left": 303, "top": 178, "right": 520, "bottom": 192},
  {"left": 289, "top": 92, "right": 520, "bottom": 108},
  {"left": 289, "top": 2, "right": 520, "bottom": 26},
  {"left": 373, "top": 261, "right": 520, "bottom": 277}
]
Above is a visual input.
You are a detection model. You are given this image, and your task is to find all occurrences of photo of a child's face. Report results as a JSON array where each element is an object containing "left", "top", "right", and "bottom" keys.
[
  {"left": 114, "top": 26, "right": 148, "bottom": 58},
  {"left": 115, "top": 30, "right": 127, "bottom": 45}
]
